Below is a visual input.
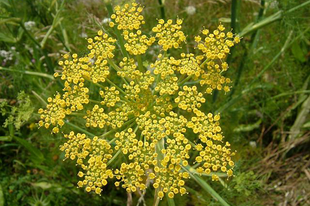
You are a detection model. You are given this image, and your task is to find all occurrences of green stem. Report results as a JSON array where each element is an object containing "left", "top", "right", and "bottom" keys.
[
  {"left": 158, "top": 0, "right": 166, "bottom": 20},
  {"left": 187, "top": 167, "right": 228, "bottom": 178},
  {"left": 200, "top": 58, "right": 210, "bottom": 68},
  {"left": 107, "top": 150, "right": 121, "bottom": 165},
  {"left": 239, "top": 0, "right": 310, "bottom": 37},
  {"left": 183, "top": 166, "right": 231, "bottom": 206},
  {"left": 65, "top": 120, "right": 95, "bottom": 137},
  {"left": 32, "top": 91, "right": 47, "bottom": 106},
  {"left": 41, "top": 25, "right": 55, "bottom": 48},
  {"left": 69, "top": 113, "right": 85, "bottom": 116},
  {"left": 153, "top": 189, "right": 160, "bottom": 206},
  {"left": 100, "top": 118, "right": 135, "bottom": 138},
  {"left": 178, "top": 75, "right": 193, "bottom": 86},
  {"left": 19, "top": 22, "right": 54, "bottom": 74},
  {"left": 105, "top": 2, "right": 129, "bottom": 57},
  {"left": 107, "top": 59, "right": 129, "bottom": 84},
  {"left": 188, "top": 139, "right": 196, "bottom": 148},
  {"left": 226, "top": 0, "right": 240, "bottom": 65},
  {"left": 89, "top": 99, "right": 101, "bottom": 104},
  {"left": 217, "top": 29, "right": 308, "bottom": 113},
  {"left": 59, "top": 22, "right": 71, "bottom": 52},
  {"left": 229, "top": 0, "right": 265, "bottom": 99},
  {"left": 115, "top": 30, "right": 129, "bottom": 58},
  {"left": 86, "top": 76, "right": 127, "bottom": 99},
  {"left": 40, "top": 0, "right": 65, "bottom": 48},
  {"left": 238, "top": 0, "right": 310, "bottom": 37},
  {"left": 107, "top": 59, "right": 121, "bottom": 71},
  {"left": 0, "top": 67, "right": 54, "bottom": 80},
  {"left": 101, "top": 129, "right": 116, "bottom": 138},
  {"left": 286, "top": 0, "right": 310, "bottom": 13},
  {"left": 137, "top": 55, "right": 144, "bottom": 71},
  {"left": 230, "top": 0, "right": 239, "bottom": 33},
  {"left": 166, "top": 194, "right": 176, "bottom": 206},
  {"left": 269, "top": 90, "right": 310, "bottom": 100},
  {"left": 105, "top": 78, "right": 127, "bottom": 95},
  {"left": 19, "top": 22, "right": 41, "bottom": 48},
  {"left": 108, "top": 137, "right": 116, "bottom": 144},
  {"left": 213, "top": 0, "right": 240, "bottom": 104}
]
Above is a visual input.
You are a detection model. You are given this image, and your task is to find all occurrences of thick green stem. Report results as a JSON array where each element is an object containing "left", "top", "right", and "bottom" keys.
[
  {"left": 230, "top": 0, "right": 239, "bottom": 33},
  {"left": 213, "top": 0, "right": 240, "bottom": 104},
  {"left": 101, "top": 129, "right": 115, "bottom": 138},
  {"left": 229, "top": 0, "right": 265, "bottom": 99},
  {"left": 158, "top": 0, "right": 166, "bottom": 20}
]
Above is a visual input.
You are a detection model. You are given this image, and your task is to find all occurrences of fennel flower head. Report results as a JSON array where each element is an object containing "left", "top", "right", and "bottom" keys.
[{"left": 38, "top": 1, "right": 240, "bottom": 199}]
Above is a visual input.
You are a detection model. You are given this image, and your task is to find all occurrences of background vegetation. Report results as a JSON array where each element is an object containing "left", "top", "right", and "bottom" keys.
[{"left": 0, "top": 0, "right": 309, "bottom": 205}]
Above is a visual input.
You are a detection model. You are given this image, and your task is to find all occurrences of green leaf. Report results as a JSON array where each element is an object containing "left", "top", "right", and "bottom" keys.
[
  {"left": 0, "top": 67, "right": 54, "bottom": 80},
  {"left": 0, "top": 32, "right": 16, "bottom": 43},
  {"left": 289, "top": 96, "right": 310, "bottom": 139},
  {"left": 31, "top": 182, "right": 64, "bottom": 193},
  {"left": 31, "top": 182, "right": 53, "bottom": 190},
  {"left": 218, "top": 18, "right": 231, "bottom": 23},
  {"left": 303, "top": 121, "right": 310, "bottom": 128},
  {"left": 239, "top": 0, "right": 310, "bottom": 37},
  {"left": 234, "top": 119, "right": 262, "bottom": 132},
  {"left": 0, "top": 136, "right": 12, "bottom": 141},
  {"left": 13, "top": 136, "right": 45, "bottom": 164},
  {"left": 0, "top": 17, "right": 20, "bottom": 25},
  {"left": 0, "top": 0, "right": 11, "bottom": 7},
  {"left": 17, "top": 27, "right": 24, "bottom": 41},
  {"left": 291, "top": 42, "right": 306, "bottom": 62}
]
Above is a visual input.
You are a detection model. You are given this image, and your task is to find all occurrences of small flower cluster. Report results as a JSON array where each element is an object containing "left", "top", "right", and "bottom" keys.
[
  {"left": 195, "top": 25, "right": 240, "bottom": 94},
  {"left": 175, "top": 85, "right": 205, "bottom": 112},
  {"left": 110, "top": 3, "right": 155, "bottom": 55},
  {"left": 60, "top": 132, "right": 114, "bottom": 194},
  {"left": 152, "top": 19, "right": 186, "bottom": 51},
  {"left": 39, "top": 1, "right": 239, "bottom": 200}
]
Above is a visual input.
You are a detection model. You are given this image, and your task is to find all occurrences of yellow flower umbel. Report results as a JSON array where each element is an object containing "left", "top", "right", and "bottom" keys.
[
  {"left": 38, "top": 1, "right": 239, "bottom": 200},
  {"left": 152, "top": 18, "right": 186, "bottom": 51},
  {"left": 195, "top": 24, "right": 240, "bottom": 94}
]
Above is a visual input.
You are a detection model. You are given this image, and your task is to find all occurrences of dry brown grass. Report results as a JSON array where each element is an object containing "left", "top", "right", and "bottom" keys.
[{"left": 253, "top": 133, "right": 310, "bottom": 206}]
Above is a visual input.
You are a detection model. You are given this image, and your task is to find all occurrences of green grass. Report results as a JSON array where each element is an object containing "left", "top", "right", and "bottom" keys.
[{"left": 0, "top": 0, "right": 310, "bottom": 205}]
